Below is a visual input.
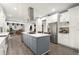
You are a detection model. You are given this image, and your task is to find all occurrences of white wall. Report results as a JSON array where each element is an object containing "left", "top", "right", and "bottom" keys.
[
  {"left": 58, "top": 6, "right": 79, "bottom": 50},
  {"left": 0, "top": 6, "right": 7, "bottom": 32},
  {"left": 69, "top": 6, "right": 79, "bottom": 49}
]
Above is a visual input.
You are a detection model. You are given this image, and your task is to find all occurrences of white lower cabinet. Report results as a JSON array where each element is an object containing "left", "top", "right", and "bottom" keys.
[
  {"left": 58, "top": 33, "right": 69, "bottom": 47},
  {"left": 0, "top": 48, "right": 5, "bottom": 55},
  {"left": 0, "top": 37, "right": 8, "bottom": 55}
]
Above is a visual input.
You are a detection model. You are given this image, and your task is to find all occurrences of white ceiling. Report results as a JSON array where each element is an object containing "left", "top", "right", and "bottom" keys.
[{"left": 0, "top": 3, "right": 78, "bottom": 20}]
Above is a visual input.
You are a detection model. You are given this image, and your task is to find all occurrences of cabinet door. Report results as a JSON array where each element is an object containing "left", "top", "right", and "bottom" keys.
[
  {"left": 37, "top": 36, "right": 50, "bottom": 54},
  {"left": 0, "top": 48, "right": 5, "bottom": 55},
  {"left": 26, "top": 35, "right": 28, "bottom": 45},
  {"left": 26, "top": 35, "right": 30, "bottom": 47},
  {"left": 62, "top": 34, "right": 69, "bottom": 46},
  {"left": 58, "top": 33, "right": 63, "bottom": 44},
  {"left": 30, "top": 37, "right": 37, "bottom": 54},
  {"left": 0, "top": 39, "right": 5, "bottom": 55},
  {"left": 28, "top": 36, "right": 31, "bottom": 48},
  {"left": 22, "top": 34, "right": 26, "bottom": 43}
]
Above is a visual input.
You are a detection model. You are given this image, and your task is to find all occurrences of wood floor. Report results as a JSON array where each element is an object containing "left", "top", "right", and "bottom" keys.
[
  {"left": 7, "top": 35, "right": 33, "bottom": 55},
  {"left": 7, "top": 34, "right": 78, "bottom": 55}
]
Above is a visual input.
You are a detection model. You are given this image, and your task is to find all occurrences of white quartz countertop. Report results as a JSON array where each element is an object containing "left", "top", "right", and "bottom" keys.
[
  {"left": 0, "top": 32, "right": 9, "bottom": 44},
  {"left": 22, "top": 32, "right": 28, "bottom": 34},
  {"left": 29, "top": 34, "right": 50, "bottom": 37},
  {"left": 0, "top": 37, "right": 6, "bottom": 44},
  {"left": 0, "top": 32, "right": 9, "bottom": 36},
  {"left": 22, "top": 32, "right": 50, "bottom": 37}
]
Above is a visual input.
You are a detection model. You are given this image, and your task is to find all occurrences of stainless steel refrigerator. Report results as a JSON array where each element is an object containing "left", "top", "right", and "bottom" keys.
[{"left": 48, "top": 22, "right": 58, "bottom": 44}]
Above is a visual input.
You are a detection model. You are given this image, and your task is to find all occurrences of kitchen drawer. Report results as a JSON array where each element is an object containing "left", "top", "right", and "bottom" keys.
[{"left": 0, "top": 48, "right": 5, "bottom": 55}]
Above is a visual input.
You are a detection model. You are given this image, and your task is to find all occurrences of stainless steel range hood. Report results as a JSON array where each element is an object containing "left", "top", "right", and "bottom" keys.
[{"left": 28, "top": 7, "right": 34, "bottom": 21}]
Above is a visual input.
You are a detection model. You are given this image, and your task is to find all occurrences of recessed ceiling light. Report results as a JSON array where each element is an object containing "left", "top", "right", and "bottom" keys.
[
  {"left": 14, "top": 7, "right": 17, "bottom": 10},
  {"left": 52, "top": 8, "right": 56, "bottom": 12}
]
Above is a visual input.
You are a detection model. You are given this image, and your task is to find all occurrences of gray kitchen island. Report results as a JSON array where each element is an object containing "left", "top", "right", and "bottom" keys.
[{"left": 22, "top": 32, "right": 50, "bottom": 55}]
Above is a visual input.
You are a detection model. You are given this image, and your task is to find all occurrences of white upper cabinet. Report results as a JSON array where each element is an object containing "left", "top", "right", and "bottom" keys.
[
  {"left": 46, "top": 14, "right": 58, "bottom": 23},
  {"left": 60, "top": 11, "right": 70, "bottom": 22}
]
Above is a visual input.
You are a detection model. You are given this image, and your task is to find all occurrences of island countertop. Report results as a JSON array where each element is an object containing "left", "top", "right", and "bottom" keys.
[{"left": 22, "top": 32, "right": 50, "bottom": 37}]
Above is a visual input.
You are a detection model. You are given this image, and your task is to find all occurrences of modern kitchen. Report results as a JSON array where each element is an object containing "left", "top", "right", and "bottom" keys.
[{"left": 0, "top": 3, "right": 79, "bottom": 55}]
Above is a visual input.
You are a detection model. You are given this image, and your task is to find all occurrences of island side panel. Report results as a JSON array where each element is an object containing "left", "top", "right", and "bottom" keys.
[
  {"left": 37, "top": 36, "right": 50, "bottom": 55},
  {"left": 22, "top": 33, "right": 37, "bottom": 54}
]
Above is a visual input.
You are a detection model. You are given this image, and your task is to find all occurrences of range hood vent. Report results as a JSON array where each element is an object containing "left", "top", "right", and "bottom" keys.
[{"left": 28, "top": 7, "right": 34, "bottom": 21}]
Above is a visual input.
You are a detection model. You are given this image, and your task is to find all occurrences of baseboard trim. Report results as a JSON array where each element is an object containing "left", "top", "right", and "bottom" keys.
[
  {"left": 58, "top": 43, "right": 79, "bottom": 52},
  {"left": 41, "top": 50, "right": 50, "bottom": 55}
]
